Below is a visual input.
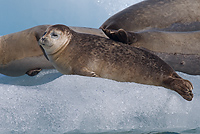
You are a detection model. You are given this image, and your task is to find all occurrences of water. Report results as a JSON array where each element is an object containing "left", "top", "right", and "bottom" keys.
[{"left": 0, "top": 0, "right": 200, "bottom": 133}]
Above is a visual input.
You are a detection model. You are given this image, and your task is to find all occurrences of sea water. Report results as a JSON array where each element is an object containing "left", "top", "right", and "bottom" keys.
[{"left": 0, "top": 0, "right": 200, "bottom": 134}]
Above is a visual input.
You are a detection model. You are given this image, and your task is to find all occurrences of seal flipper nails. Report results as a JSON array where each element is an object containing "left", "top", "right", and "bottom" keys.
[
  {"left": 102, "top": 28, "right": 137, "bottom": 45},
  {"left": 26, "top": 68, "right": 42, "bottom": 76},
  {"left": 78, "top": 67, "right": 98, "bottom": 77},
  {"left": 102, "top": 28, "right": 127, "bottom": 43},
  {"left": 102, "top": 29, "right": 120, "bottom": 42},
  {"left": 163, "top": 77, "right": 193, "bottom": 101},
  {"left": 117, "top": 29, "right": 138, "bottom": 44}
]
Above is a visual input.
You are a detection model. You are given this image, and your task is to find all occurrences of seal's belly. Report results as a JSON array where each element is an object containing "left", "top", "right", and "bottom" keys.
[{"left": 0, "top": 56, "right": 53, "bottom": 77}]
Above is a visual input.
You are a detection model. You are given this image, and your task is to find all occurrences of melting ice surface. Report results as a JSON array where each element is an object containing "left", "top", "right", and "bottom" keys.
[{"left": 1, "top": 0, "right": 200, "bottom": 134}]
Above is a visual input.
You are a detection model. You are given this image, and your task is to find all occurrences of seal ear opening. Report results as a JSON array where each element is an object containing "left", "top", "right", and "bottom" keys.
[
  {"left": 39, "top": 45, "right": 49, "bottom": 61},
  {"left": 102, "top": 28, "right": 137, "bottom": 45}
]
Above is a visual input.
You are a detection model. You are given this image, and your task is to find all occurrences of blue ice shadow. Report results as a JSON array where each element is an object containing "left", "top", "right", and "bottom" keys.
[{"left": 0, "top": 69, "right": 62, "bottom": 86}]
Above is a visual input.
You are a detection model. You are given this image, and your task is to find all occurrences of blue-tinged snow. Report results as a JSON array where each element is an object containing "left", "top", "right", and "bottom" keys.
[{"left": 0, "top": 0, "right": 200, "bottom": 134}]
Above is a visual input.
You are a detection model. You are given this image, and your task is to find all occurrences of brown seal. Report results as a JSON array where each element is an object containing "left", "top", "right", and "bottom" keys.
[
  {"left": 0, "top": 25, "right": 53, "bottom": 76},
  {"left": 100, "top": 0, "right": 200, "bottom": 32},
  {"left": 102, "top": 28, "right": 200, "bottom": 75},
  {"left": 0, "top": 25, "right": 107, "bottom": 77},
  {"left": 39, "top": 24, "right": 193, "bottom": 101}
]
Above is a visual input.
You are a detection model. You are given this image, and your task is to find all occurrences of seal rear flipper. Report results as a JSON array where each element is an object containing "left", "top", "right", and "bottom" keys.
[
  {"left": 102, "top": 28, "right": 137, "bottom": 45},
  {"left": 163, "top": 76, "right": 193, "bottom": 101},
  {"left": 26, "top": 68, "right": 42, "bottom": 76}
]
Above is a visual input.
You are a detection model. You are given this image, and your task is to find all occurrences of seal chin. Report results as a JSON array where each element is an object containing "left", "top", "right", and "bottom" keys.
[
  {"left": 39, "top": 41, "right": 46, "bottom": 46},
  {"left": 38, "top": 40, "right": 45, "bottom": 46}
]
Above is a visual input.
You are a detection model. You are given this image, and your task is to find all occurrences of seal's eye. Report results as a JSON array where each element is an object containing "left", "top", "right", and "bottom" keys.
[{"left": 51, "top": 32, "right": 59, "bottom": 39}]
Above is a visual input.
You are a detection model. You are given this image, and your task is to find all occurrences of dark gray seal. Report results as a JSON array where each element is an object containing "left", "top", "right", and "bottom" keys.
[
  {"left": 100, "top": 0, "right": 200, "bottom": 32},
  {"left": 39, "top": 24, "right": 193, "bottom": 101}
]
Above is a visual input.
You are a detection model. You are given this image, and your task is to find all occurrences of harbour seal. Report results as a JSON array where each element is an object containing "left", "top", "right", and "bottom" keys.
[
  {"left": 0, "top": 25, "right": 53, "bottom": 76},
  {"left": 102, "top": 28, "right": 200, "bottom": 75},
  {"left": 100, "top": 0, "right": 200, "bottom": 32},
  {"left": 39, "top": 24, "right": 193, "bottom": 101},
  {"left": 0, "top": 25, "right": 107, "bottom": 77}
]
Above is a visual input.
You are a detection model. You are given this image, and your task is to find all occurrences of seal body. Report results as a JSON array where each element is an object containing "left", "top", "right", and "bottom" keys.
[
  {"left": 39, "top": 24, "right": 193, "bottom": 101},
  {"left": 103, "top": 28, "right": 200, "bottom": 75},
  {"left": 100, "top": 0, "right": 200, "bottom": 32},
  {"left": 70, "top": 26, "right": 107, "bottom": 37},
  {"left": 0, "top": 25, "right": 53, "bottom": 76},
  {"left": 0, "top": 25, "right": 107, "bottom": 77}
]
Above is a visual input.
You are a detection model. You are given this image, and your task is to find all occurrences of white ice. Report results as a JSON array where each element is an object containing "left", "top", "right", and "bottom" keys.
[
  {"left": 0, "top": 70, "right": 200, "bottom": 134},
  {"left": 0, "top": 0, "right": 200, "bottom": 134}
]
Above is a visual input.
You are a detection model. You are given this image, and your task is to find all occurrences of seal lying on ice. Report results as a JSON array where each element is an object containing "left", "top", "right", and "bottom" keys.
[{"left": 39, "top": 24, "right": 193, "bottom": 101}]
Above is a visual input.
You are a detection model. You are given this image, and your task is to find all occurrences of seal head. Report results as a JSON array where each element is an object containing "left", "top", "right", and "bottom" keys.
[{"left": 39, "top": 25, "right": 72, "bottom": 55}]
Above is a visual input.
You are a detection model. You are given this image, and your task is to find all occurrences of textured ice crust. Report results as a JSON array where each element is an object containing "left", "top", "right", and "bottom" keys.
[{"left": 0, "top": 69, "right": 199, "bottom": 133}]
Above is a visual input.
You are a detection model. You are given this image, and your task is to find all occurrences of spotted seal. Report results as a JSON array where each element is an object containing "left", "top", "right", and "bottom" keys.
[{"left": 39, "top": 24, "right": 193, "bottom": 101}]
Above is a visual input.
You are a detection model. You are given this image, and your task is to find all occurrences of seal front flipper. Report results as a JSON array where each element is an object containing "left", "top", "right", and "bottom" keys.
[
  {"left": 26, "top": 68, "right": 42, "bottom": 76},
  {"left": 102, "top": 29, "right": 137, "bottom": 45},
  {"left": 75, "top": 67, "right": 98, "bottom": 77},
  {"left": 163, "top": 74, "right": 193, "bottom": 101}
]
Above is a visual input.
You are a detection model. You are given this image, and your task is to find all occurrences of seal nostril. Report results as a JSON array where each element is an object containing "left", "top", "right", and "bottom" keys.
[{"left": 42, "top": 38, "right": 45, "bottom": 41}]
